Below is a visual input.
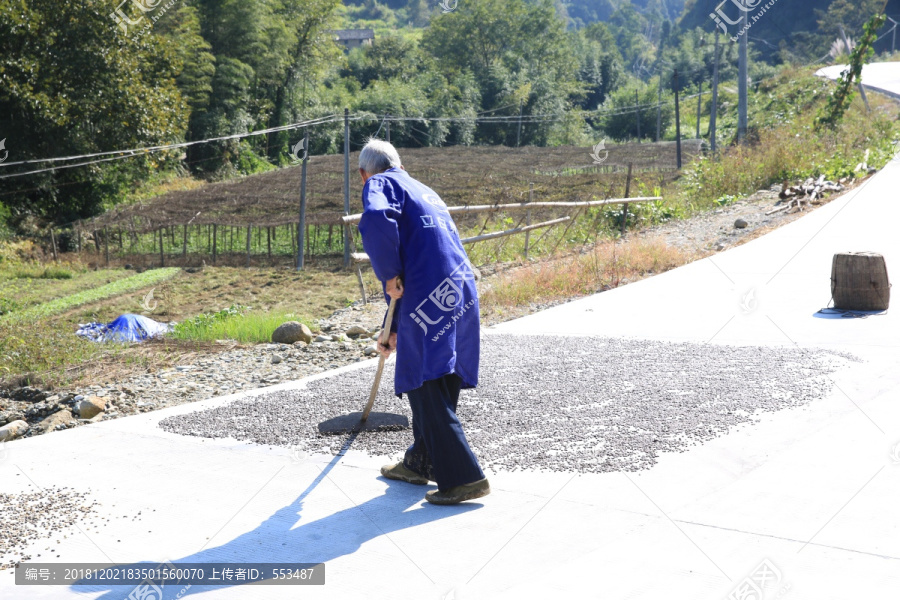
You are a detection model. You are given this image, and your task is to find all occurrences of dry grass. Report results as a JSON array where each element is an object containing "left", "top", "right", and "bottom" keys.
[
  {"left": 0, "top": 261, "right": 368, "bottom": 389},
  {"left": 479, "top": 237, "right": 696, "bottom": 321}
]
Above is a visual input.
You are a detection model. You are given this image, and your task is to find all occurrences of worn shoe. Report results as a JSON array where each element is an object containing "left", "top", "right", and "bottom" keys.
[
  {"left": 381, "top": 462, "right": 429, "bottom": 485},
  {"left": 425, "top": 478, "right": 490, "bottom": 505}
]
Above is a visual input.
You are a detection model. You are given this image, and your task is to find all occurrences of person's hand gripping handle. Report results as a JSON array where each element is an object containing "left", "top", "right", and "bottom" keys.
[
  {"left": 377, "top": 276, "right": 403, "bottom": 358},
  {"left": 361, "top": 277, "right": 402, "bottom": 422}
]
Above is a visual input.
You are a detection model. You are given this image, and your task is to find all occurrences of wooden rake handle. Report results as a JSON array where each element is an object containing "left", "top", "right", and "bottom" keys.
[{"left": 361, "top": 295, "right": 398, "bottom": 422}]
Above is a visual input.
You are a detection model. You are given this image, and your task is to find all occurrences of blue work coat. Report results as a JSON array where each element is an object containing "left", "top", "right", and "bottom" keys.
[{"left": 358, "top": 167, "right": 480, "bottom": 395}]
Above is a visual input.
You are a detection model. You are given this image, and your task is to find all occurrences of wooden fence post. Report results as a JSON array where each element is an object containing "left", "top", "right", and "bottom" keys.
[
  {"left": 246, "top": 224, "right": 252, "bottom": 268},
  {"left": 524, "top": 183, "right": 533, "bottom": 259},
  {"left": 621, "top": 163, "right": 633, "bottom": 236},
  {"left": 50, "top": 229, "right": 59, "bottom": 262},
  {"left": 356, "top": 265, "right": 367, "bottom": 304},
  {"left": 182, "top": 224, "right": 188, "bottom": 258},
  {"left": 104, "top": 227, "right": 110, "bottom": 266},
  {"left": 343, "top": 107, "right": 351, "bottom": 267},
  {"left": 129, "top": 217, "right": 138, "bottom": 248}
]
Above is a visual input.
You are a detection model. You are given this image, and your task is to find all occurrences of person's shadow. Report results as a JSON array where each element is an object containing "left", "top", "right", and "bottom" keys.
[{"left": 72, "top": 433, "right": 481, "bottom": 598}]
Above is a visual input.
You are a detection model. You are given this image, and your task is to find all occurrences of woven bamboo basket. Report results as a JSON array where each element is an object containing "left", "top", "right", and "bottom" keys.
[{"left": 831, "top": 252, "right": 890, "bottom": 311}]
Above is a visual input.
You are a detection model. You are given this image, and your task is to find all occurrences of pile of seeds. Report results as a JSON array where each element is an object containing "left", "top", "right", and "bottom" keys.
[
  {"left": 159, "top": 335, "right": 853, "bottom": 474},
  {"left": 0, "top": 486, "right": 101, "bottom": 570}
]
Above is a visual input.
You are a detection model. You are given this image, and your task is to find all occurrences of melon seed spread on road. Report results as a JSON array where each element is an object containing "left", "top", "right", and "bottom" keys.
[{"left": 160, "top": 334, "right": 853, "bottom": 474}]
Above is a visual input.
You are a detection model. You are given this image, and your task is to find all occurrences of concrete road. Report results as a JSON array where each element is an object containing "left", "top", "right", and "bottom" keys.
[{"left": 817, "top": 61, "right": 900, "bottom": 99}]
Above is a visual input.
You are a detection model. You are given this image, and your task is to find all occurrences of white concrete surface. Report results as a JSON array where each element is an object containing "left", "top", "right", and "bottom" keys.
[
  {"left": 816, "top": 61, "right": 900, "bottom": 100},
  {"left": 3, "top": 157, "right": 900, "bottom": 600}
]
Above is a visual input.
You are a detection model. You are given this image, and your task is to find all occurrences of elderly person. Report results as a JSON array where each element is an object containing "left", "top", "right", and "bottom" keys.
[{"left": 357, "top": 139, "right": 489, "bottom": 505}]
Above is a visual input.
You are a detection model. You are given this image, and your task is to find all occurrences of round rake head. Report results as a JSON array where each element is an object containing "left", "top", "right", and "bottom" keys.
[{"left": 317, "top": 411, "right": 409, "bottom": 435}]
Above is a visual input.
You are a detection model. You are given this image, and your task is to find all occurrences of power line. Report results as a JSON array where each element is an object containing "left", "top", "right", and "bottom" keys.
[
  {"left": 1, "top": 104, "right": 669, "bottom": 180},
  {"left": 0, "top": 114, "right": 343, "bottom": 170}
]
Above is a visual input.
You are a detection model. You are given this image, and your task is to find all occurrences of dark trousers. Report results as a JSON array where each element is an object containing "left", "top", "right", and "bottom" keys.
[{"left": 402, "top": 373, "right": 485, "bottom": 492}]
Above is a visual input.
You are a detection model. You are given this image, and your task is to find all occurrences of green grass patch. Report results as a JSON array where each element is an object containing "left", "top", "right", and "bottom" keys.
[
  {"left": 1, "top": 268, "right": 180, "bottom": 322},
  {"left": 0, "top": 268, "right": 137, "bottom": 317},
  {"left": 11, "top": 266, "right": 74, "bottom": 279},
  {"left": 171, "top": 304, "right": 316, "bottom": 343}
]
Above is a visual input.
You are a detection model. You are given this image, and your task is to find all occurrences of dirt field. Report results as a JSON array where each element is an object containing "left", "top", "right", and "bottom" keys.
[{"left": 80, "top": 142, "right": 704, "bottom": 234}]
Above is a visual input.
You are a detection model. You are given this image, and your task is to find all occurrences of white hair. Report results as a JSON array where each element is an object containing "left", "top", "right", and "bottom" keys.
[{"left": 358, "top": 138, "right": 402, "bottom": 174}]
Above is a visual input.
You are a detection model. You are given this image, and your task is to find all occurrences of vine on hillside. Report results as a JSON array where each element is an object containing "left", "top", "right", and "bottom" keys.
[{"left": 816, "top": 13, "right": 887, "bottom": 130}]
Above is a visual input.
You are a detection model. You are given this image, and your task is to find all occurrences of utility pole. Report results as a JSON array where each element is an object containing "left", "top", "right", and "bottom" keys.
[
  {"left": 710, "top": 28, "right": 720, "bottom": 155},
  {"left": 635, "top": 89, "right": 641, "bottom": 142},
  {"left": 656, "top": 76, "right": 663, "bottom": 142},
  {"left": 696, "top": 78, "right": 703, "bottom": 140},
  {"left": 674, "top": 69, "right": 682, "bottom": 169},
  {"left": 738, "top": 13, "right": 748, "bottom": 144},
  {"left": 697, "top": 36, "right": 705, "bottom": 141},
  {"left": 516, "top": 103, "right": 523, "bottom": 147},
  {"left": 343, "top": 108, "right": 351, "bottom": 268},
  {"left": 840, "top": 25, "right": 870, "bottom": 112},
  {"left": 297, "top": 128, "right": 308, "bottom": 271}
]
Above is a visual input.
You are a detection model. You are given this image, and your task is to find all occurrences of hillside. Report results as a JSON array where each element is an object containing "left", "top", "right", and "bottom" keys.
[
  {"left": 339, "top": 0, "right": 688, "bottom": 28},
  {"left": 679, "top": 0, "right": 900, "bottom": 61}
]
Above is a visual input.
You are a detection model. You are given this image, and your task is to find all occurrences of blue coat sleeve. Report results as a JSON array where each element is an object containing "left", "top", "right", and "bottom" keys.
[{"left": 358, "top": 177, "right": 403, "bottom": 284}]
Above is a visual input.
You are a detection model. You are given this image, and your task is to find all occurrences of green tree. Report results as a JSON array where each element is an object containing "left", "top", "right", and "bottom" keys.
[
  {"left": 421, "top": 0, "right": 580, "bottom": 145},
  {"left": 608, "top": 3, "right": 654, "bottom": 75},
  {"left": 573, "top": 23, "right": 624, "bottom": 110},
  {"left": 600, "top": 78, "right": 673, "bottom": 141},
  {"left": 0, "top": 0, "right": 188, "bottom": 225},
  {"left": 188, "top": 0, "right": 340, "bottom": 173},
  {"left": 815, "top": 0, "right": 886, "bottom": 52},
  {"left": 345, "top": 35, "right": 423, "bottom": 88}
]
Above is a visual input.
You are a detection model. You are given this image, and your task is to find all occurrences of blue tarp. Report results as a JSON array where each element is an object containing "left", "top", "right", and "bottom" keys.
[{"left": 76, "top": 314, "right": 172, "bottom": 343}]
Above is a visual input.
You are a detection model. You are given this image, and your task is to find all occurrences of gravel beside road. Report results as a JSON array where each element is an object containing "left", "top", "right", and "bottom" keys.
[
  {"left": 0, "top": 303, "right": 390, "bottom": 437},
  {"left": 159, "top": 335, "right": 855, "bottom": 474}
]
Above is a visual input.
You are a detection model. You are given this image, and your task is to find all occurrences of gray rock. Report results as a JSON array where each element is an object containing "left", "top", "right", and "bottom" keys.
[
  {"left": 734, "top": 218, "right": 748, "bottom": 229},
  {"left": 364, "top": 345, "right": 379, "bottom": 356},
  {"left": 0, "top": 420, "right": 28, "bottom": 441},
  {"left": 12, "top": 386, "right": 48, "bottom": 403},
  {"left": 24, "top": 401, "right": 56, "bottom": 420},
  {"left": 74, "top": 397, "right": 106, "bottom": 419},
  {"left": 272, "top": 354, "right": 283, "bottom": 364},
  {"left": 345, "top": 325, "right": 369, "bottom": 338},
  {"left": 272, "top": 321, "right": 313, "bottom": 345},
  {"left": 38, "top": 409, "right": 74, "bottom": 433},
  {"left": 314, "top": 335, "right": 331, "bottom": 343}
]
